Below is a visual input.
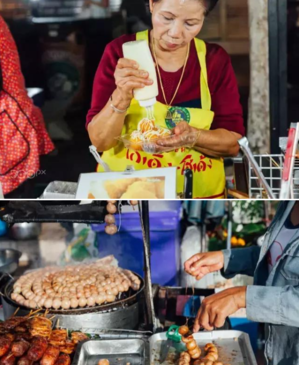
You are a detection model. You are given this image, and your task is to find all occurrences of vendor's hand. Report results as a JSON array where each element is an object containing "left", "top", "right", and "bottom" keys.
[
  {"left": 184, "top": 251, "right": 224, "bottom": 280},
  {"left": 155, "top": 122, "right": 200, "bottom": 151},
  {"left": 194, "top": 286, "right": 247, "bottom": 332},
  {"left": 105, "top": 200, "right": 138, "bottom": 235},
  {"left": 114, "top": 58, "right": 153, "bottom": 105}
]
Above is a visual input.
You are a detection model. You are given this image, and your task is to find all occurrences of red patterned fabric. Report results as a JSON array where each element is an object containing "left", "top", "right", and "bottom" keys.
[{"left": 0, "top": 15, "right": 54, "bottom": 195}]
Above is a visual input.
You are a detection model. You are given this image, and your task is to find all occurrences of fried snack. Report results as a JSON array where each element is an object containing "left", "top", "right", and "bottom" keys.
[
  {"left": 178, "top": 352, "right": 191, "bottom": 365},
  {"left": 129, "top": 131, "right": 144, "bottom": 151},
  {"left": 30, "top": 317, "right": 52, "bottom": 339},
  {"left": 104, "top": 178, "right": 139, "bottom": 199},
  {"left": 70, "top": 332, "right": 88, "bottom": 345},
  {"left": 178, "top": 326, "right": 201, "bottom": 360},
  {"left": 49, "top": 330, "right": 67, "bottom": 347},
  {"left": 203, "top": 343, "right": 218, "bottom": 362},
  {"left": 157, "top": 128, "right": 171, "bottom": 138},
  {"left": 137, "top": 118, "right": 155, "bottom": 133},
  {"left": 181, "top": 335, "right": 201, "bottom": 359},
  {"left": 155, "top": 180, "right": 165, "bottom": 199},
  {"left": 121, "top": 181, "right": 158, "bottom": 199},
  {"left": 143, "top": 130, "right": 160, "bottom": 141}
]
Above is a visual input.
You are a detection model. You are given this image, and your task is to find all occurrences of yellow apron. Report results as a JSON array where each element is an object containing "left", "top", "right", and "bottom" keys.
[{"left": 98, "top": 30, "right": 225, "bottom": 199}]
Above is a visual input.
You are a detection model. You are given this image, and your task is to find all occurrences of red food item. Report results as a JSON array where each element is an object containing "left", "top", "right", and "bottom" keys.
[
  {"left": 54, "top": 354, "right": 71, "bottom": 365},
  {"left": 27, "top": 337, "right": 48, "bottom": 361},
  {"left": 11, "top": 340, "right": 31, "bottom": 357},
  {"left": 0, "top": 352, "right": 16, "bottom": 365},
  {"left": 40, "top": 345, "right": 60, "bottom": 365}
]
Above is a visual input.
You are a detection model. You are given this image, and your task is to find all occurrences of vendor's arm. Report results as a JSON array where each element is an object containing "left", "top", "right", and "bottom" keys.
[
  {"left": 246, "top": 284, "right": 299, "bottom": 327},
  {"left": 184, "top": 247, "right": 261, "bottom": 281},
  {"left": 195, "top": 283, "right": 299, "bottom": 331},
  {"left": 86, "top": 36, "right": 152, "bottom": 152},
  {"left": 221, "top": 246, "right": 261, "bottom": 279}
]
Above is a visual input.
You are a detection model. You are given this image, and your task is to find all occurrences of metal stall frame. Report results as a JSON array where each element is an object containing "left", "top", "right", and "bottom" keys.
[{"left": 268, "top": 0, "right": 288, "bottom": 153}]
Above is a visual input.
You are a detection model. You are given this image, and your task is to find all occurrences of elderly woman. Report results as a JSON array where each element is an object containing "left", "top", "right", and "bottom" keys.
[
  {"left": 0, "top": 15, "right": 54, "bottom": 198},
  {"left": 87, "top": 0, "right": 244, "bottom": 199},
  {"left": 185, "top": 201, "right": 299, "bottom": 365}
]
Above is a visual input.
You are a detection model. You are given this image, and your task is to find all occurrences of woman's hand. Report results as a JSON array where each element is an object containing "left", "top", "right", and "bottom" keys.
[
  {"left": 194, "top": 286, "right": 247, "bottom": 332},
  {"left": 114, "top": 58, "right": 153, "bottom": 106},
  {"left": 155, "top": 122, "right": 200, "bottom": 151},
  {"left": 184, "top": 251, "right": 224, "bottom": 280}
]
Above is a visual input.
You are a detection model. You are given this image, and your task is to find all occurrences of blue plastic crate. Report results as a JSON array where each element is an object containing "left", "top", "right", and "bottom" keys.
[{"left": 92, "top": 208, "right": 181, "bottom": 286}]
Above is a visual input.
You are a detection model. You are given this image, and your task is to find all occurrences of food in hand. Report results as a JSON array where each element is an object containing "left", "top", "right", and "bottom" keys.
[
  {"left": 137, "top": 118, "right": 156, "bottom": 133},
  {"left": 129, "top": 131, "right": 144, "bottom": 151},
  {"left": 11, "top": 261, "right": 141, "bottom": 310},
  {"left": 125, "top": 118, "right": 171, "bottom": 152}
]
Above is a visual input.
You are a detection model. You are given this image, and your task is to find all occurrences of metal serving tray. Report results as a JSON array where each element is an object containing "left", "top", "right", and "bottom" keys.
[
  {"left": 149, "top": 330, "right": 257, "bottom": 365},
  {"left": 72, "top": 339, "right": 150, "bottom": 365}
]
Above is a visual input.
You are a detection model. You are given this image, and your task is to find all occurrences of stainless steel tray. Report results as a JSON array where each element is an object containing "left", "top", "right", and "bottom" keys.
[
  {"left": 72, "top": 339, "right": 150, "bottom": 365},
  {"left": 149, "top": 330, "right": 257, "bottom": 365}
]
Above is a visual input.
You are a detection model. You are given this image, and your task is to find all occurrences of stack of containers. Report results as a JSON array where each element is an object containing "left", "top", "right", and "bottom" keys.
[{"left": 92, "top": 202, "right": 182, "bottom": 286}]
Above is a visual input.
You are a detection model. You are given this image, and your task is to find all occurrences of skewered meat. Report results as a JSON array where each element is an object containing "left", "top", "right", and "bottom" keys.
[
  {"left": 17, "top": 357, "right": 32, "bottom": 365},
  {"left": 30, "top": 318, "right": 52, "bottom": 339},
  {"left": 178, "top": 352, "right": 191, "bottom": 365},
  {"left": 54, "top": 354, "right": 70, "bottom": 365},
  {"left": 3, "top": 319, "right": 27, "bottom": 331},
  {"left": 40, "top": 346, "right": 60, "bottom": 365},
  {"left": 178, "top": 326, "right": 201, "bottom": 360},
  {"left": 0, "top": 338, "right": 12, "bottom": 357},
  {"left": 0, "top": 352, "right": 16, "bottom": 365},
  {"left": 27, "top": 337, "right": 48, "bottom": 361},
  {"left": 11, "top": 340, "right": 30, "bottom": 357},
  {"left": 70, "top": 333, "right": 88, "bottom": 345},
  {"left": 49, "top": 331, "right": 67, "bottom": 347},
  {"left": 59, "top": 340, "right": 75, "bottom": 355},
  {"left": 15, "top": 334, "right": 31, "bottom": 342},
  {"left": 202, "top": 343, "right": 218, "bottom": 362}
]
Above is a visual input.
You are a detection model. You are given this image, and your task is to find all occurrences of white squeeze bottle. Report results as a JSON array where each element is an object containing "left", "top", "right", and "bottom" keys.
[{"left": 122, "top": 40, "right": 158, "bottom": 114}]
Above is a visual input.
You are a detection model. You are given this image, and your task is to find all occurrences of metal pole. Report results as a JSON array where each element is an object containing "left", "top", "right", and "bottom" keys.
[
  {"left": 138, "top": 201, "right": 156, "bottom": 331},
  {"left": 226, "top": 202, "right": 233, "bottom": 250},
  {"left": 268, "top": 0, "right": 288, "bottom": 153}
]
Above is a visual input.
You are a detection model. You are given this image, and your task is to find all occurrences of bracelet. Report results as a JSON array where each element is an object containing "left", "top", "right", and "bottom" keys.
[{"left": 110, "top": 96, "right": 130, "bottom": 114}]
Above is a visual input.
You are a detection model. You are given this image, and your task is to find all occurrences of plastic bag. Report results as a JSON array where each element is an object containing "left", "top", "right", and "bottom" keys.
[{"left": 58, "top": 224, "right": 99, "bottom": 265}]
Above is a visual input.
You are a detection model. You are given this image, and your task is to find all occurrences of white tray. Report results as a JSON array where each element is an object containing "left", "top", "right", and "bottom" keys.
[{"left": 149, "top": 330, "right": 257, "bottom": 365}]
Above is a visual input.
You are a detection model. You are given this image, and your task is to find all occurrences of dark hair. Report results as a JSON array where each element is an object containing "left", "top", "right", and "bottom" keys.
[{"left": 152, "top": 0, "right": 219, "bottom": 15}]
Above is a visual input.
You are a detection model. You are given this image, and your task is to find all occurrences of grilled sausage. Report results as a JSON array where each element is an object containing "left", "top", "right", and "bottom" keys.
[
  {"left": 17, "top": 357, "right": 32, "bottom": 365},
  {"left": 27, "top": 337, "right": 48, "bottom": 361},
  {"left": 0, "top": 352, "right": 16, "bottom": 365},
  {"left": 40, "top": 346, "right": 60, "bottom": 365},
  {"left": 54, "top": 354, "right": 71, "bottom": 365},
  {"left": 11, "top": 340, "right": 31, "bottom": 357},
  {"left": 0, "top": 338, "right": 12, "bottom": 357}
]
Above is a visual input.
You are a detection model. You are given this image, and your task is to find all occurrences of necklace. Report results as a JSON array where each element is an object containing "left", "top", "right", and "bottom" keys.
[{"left": 151, "top": 36, "right": 190, "bottom": 108}]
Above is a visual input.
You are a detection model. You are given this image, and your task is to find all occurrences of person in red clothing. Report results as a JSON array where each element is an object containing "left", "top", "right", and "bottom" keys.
[
  {"left": 0, "top": 15, "right": 54, "bottom": 198},
  {"left": 87, "top": 0, "right": 245, "bottom": 199}
]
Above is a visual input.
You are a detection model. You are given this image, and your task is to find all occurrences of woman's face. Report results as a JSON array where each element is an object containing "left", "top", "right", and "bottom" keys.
[{"left": 150, "top": 0, "right": 205, "bottom": 52}]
